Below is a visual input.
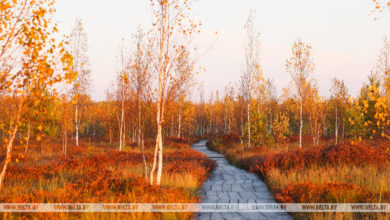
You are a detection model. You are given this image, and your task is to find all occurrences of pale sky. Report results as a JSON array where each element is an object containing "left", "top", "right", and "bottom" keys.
[{"left": 54, "top": 0, "right": 390, "bottom": 101}]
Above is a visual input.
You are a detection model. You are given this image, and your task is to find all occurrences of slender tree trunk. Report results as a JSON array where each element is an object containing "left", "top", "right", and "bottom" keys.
[
  {"left": 223, "top": 109, "right": 227, "bottom": 133},
  {"left": 75, "top": 101, "right": 79, "bottom": 147},
  {"left": 119, "top": 118, "right": 122, "bottom": 151},
  {"left": 170, "top": 119, "right": 174, "bottom": 137},
  {"left": 227, "top": 116, "right": 230, "bottom": 133},
  {"left": 138, "top": 98, "right": 142, "bottom": 149},
  {"left": 299, "top": 99, "right": 303, "bottom": 148},
  {"left": 150, "top": 106, "right": 164, "bottom": 185},
  {"left": 8, "top": 123, "right": 11, "bottom": 141},
  {"left": 40, "top": 139, "right": 43, "bottom": 155},
  {"left": 151, "top": 2, "right": 167, "bottom": 186},
  {"left": 247, "top": 101, "right": 251, "bottom": 148},
  {"left": 133, "top": 124, "right": 136, "bottom": 144},
  {"left": 109, "top": 125, "right": 112, "bottom": 144},
  {"left": 0, "top": 99, "right": 22, "bottom": 191},
  {"left": 310, "top": 116, "right": 315, "bottom": 146},
  {"left": 123, "top": 122, "right": 126, "bottom": 148},
  {"left": 64, "top": 130, "right": 67, "bottom": 156},
  {"left": 0, "top": 124, "right": 18, "bottom": 191},
  {"left": 25, "top": 121, "right": 30, "bottom": 155},
  {"left": 178, "top": 107, "right": 181, "bottom": 138},
  {"left": 119, "top": 93, "right": 124, "bottom": 151},
  {"left": 323, "top": 114, "right": 327, "bottom": 136},
  {"left": 150, "top": 133, "right": 159, "bottom": 185},
  {"left": 156, "top": 121, "right": 163, "bottom": 185},
  {"left": 335, "top": 105, "right": 338, "bottom": 145},
  {"left": 156, "top": 0, "right": 171, "bottom": 184},
  {"left": 342, "top": 118, "right": 345, "bottom": 144},
  {"left": 142, "top": 135, "right": 148, "bottom": 180},
  {"left": 269, "top": 106, "right": 273, "bottom": 135},
  {"left": 241, "top": 110, "right": 244, "bottom": 145},
  {"left": 137, "top": 98, "right": 148, "bottom": 180}
]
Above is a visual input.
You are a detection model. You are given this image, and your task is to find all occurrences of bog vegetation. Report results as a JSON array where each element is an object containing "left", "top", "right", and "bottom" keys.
[
  {"left": 1, "top": 0, "right": 390, "bottom": 219},
  {"left": 1, "top": 138, "right": 216, "bottom": 219},
  {"left": 208, "top": 137, "right": 390, "bottom": 219}
]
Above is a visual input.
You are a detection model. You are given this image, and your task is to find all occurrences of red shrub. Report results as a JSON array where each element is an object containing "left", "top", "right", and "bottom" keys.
[
  {"left": 1, "top": 140, "right": 216, "bottom": 205},
  {"left": 248, "top": 142, "right": 390, "bottom": 177},
  {"left": 221, "top": 133, "right": 241, "bottom": 143},
  {"left": 165, "top": 136, "right": 191, "bottom": 145}
]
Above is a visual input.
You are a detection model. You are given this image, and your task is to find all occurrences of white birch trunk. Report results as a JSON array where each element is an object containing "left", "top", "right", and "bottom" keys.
[
  {"left": 64, "top": 130, "right": 67, "bottom": 156},
  {"left": 150, "top": 2, "right": 167, "bottom": 186},
  {"left": 75, "top": 100, "right": 79, "bottom": 147},
  {"left": 0, "top": 101, "right": 22, "bottom": 191},
  {"left": 178, "top": 107, "right": 181, "bottom": 138},
  {"left": 119, "top": 94, "right": 124, "bottom": 151},
  {"left": 335, "top": 105, "right": 338, "bottom": 145},
  {"left": 299, "top": 98, "right": 303, "bottom": 148},
  {"left": 25, "top": 121, "right": 30, "bottom": 154},
  {"left": 247, "top": 101, "right": 251, "bottom": 148},
  {"left": 0, "top": 125, "right": 18, "bottom": 190}
]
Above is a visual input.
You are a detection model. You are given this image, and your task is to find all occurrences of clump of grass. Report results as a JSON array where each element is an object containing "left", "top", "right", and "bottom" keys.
[
  {"left": 266, "top": 165, "right": 390, "bottom": 194},
  {"left": 161, "top": 171, "right": 201, "bottom": 195}
]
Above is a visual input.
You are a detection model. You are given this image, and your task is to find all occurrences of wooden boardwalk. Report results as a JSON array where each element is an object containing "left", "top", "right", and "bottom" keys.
[{"left": 193, "top": 140, "right": 292, "bottom": 220}]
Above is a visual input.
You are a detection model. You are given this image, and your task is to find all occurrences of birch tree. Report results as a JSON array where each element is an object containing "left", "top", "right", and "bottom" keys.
[
  {"left": 330, "top": 77, "right": 349, "bottom": 144},
  {"left": 169, "top": 46, "right": 196, "bottom": 136},
  {"left": 375, "top": 37, "right": 390, "bottom": 138},
  {"left": 0, "top": 0, "right": 74, "bottom": 190},
  {"left": 69, "top": 19, "right": 91, "bottom": 147},
  {"left": 286, "top": 39, "right": 314, "bottom": 148},
  {"left": 264, "top": 79, "right": 278, "bottom": 135},
  {"left": 241, "top": 10, "right": 262, "bottom": 149},
  {"left": 129, "top": 27, "right": 152, "bottom": 178},
  {"left": 308, "top": 86, "right": 325, "bottom": 146},
  {"left": 60, "top": 95, "right": 73, "bottom": 155},
  {"left": 104, "top": 89, "right": 117, "bottom": 144},
  {"left": 116, "top": 44, "right": 129, "bottom": 151},
  {"left": 149, "top": 0, "right": 200, "bottom": 185},
  {"left": 223, "top": 84, "right": 235, "bottom": 134}
]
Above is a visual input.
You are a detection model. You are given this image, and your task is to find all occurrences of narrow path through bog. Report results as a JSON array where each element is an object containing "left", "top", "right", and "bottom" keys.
[{"left": 193, "top": 140, "right": 292, "bottom": 220}]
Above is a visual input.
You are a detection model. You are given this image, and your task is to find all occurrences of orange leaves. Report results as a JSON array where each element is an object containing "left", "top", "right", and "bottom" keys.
[
  {"left": 286, "top": 39, "right": 314, "bottom": 85},
  {"left": 159, "top": 0, "right": 168, "bottom": 6},
  {"left": 1, "top": 0, "right": 73, "bottom": 96},
  {"left": 372, "top": 0, "right": 390, "bottom": 12},
  {"left": 272, "top": 113, "right": 290, "bottom": 143}
]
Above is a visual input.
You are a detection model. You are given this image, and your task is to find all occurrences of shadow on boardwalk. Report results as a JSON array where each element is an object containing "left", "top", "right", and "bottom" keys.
[{"left": 193, "top": 140, "right": 292, "bottom": 220}]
